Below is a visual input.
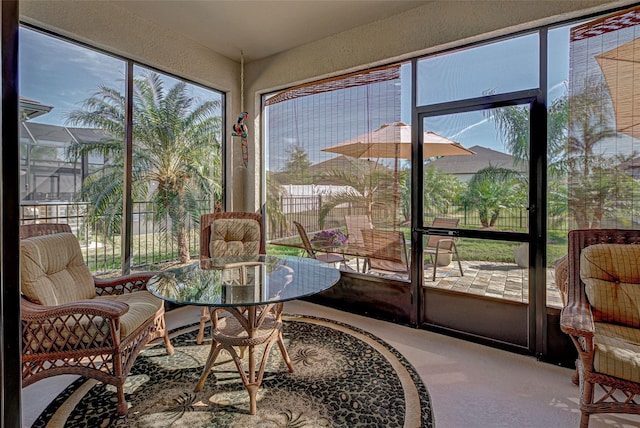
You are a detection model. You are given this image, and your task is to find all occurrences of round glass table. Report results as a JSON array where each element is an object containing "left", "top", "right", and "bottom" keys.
[{"left": 147, "top": 254, "right": 340, "bottom": 414}]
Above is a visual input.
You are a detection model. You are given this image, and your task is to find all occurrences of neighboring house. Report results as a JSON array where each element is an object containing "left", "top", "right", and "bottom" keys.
[
  {"left": 619, "top": 157, "right": 640, "bottom": 180},
  {"left": 425, "top": 145, "right": 527, "bottom": 182},
  {"left": 271, "top": 155, "right": 391, "bottom": 185},
  {"left": 20, "top": 121, "right": 110, "bottom": 202}
]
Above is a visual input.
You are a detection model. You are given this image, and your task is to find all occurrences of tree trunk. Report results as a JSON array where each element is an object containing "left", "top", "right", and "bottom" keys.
[
  {"left": 178, "top": 228, "right": 190, "bottom": 264},
  {"left": 176, "top": 189, "right": 190, "bottom": 264},
  {"left": 489, "top": 210, "right": 500, "bottom": 227},
  {"left": 479, "top": 208, "right": 489, "bottom": 228}
]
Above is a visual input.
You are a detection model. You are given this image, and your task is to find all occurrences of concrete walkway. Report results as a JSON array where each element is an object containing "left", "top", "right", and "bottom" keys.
[{"left": 343, "top": 258, "right": 564, "bottom": 308}]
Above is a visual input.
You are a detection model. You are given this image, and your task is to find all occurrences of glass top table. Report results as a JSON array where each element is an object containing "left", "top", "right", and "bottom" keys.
[
  {"left": 146, "top": 254, "right": 341, "bottom": 415},
  {"left": 147, "top": 254, "right": 340, "bottom": 307}
]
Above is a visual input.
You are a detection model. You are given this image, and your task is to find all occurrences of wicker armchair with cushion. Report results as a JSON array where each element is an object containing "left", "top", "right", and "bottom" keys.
[
  {"left": 560, "top": 229, "right": 640, "bottom": 427},
  {"left": 197, "top": 212, "right": 265, "bottom": 344},
  {"left": 20, "top": 223, "right": 174, "bottom": 416}
]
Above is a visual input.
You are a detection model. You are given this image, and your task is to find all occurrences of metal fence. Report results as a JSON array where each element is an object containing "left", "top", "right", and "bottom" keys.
[
  {"left": 21, "top": 197, "right": 569, "bottom": 273},
  {"left": 20, "top": 201, "right": 207, "bottom": 274},
  {"left": 267, "top": 195, "right": 569, "bottom": 240}
]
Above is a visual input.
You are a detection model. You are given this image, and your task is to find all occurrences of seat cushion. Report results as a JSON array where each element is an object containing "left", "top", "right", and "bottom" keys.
[
  {"left": 581, "top": 244, "right": 640, "bottom": 327},
  {"left": 594, "top": 321, "right": 640, "bottom": 383},
  {"left": 210, "top": 218, "right": 260, "bottom": 256},
  {"left": 21, "top": 232, "right": 95, "bottom": 306},
  {"left": 96, "top": 291, "right": 163, "bottom": 338}
]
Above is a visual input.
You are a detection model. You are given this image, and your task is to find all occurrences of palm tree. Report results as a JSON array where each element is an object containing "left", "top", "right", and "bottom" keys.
[
  {"left": 415, "top": 164, "right": 465, "bottom": 221},
  {"left": 317, "top": 159, "right": 394, "bottom": 228},
  {"left": 485, "top": 79, "right": 638, "bottom": 230},
  {"left": 487, "top": 94, "right": 568, "bottom": 178},
  {"left": 65, "top": 71, "right": 222, "bottom": 263},
  {"left": 566, "top": 79, "right": 635, "bottom": 228},
  {"left": 265, "top": 171, "right": 288, "bottom": 239},
  {"left": 461, "top": 166, "right": 525, "bottom": 228}
]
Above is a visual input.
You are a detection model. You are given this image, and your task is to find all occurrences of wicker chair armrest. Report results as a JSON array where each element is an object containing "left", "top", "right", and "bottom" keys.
[
  {"left": 94, "top": 272, "right": 158, "bottom": 295},
  {"left": 560, "top": 298, "right": 594, "bottom": 338},
  {"left": 21, "top": 298, "right": 128, "bottom": 352},
  {"left": 21, "top": 297, "right": 129, "bottom": 320}
]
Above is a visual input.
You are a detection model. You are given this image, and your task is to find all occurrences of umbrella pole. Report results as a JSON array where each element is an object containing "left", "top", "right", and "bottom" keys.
[{"left": 393, "top": 147, "right": 399, "bottom": 230}]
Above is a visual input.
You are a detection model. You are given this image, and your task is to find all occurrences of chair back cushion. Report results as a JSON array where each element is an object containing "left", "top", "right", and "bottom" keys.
[
  {"left": 21, "top": 232, "right": 95, "bottom": 306},
  {"left": 581, "top": 243, "right": 640, "bottom": 327},
  {"left": 210, "top": 218, "right": 261, "bottom": 257}
]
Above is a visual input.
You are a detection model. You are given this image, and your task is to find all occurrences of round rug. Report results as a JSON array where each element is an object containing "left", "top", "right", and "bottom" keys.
[{"left": 33, "top": 315, "right": 434, "bottom": 427}]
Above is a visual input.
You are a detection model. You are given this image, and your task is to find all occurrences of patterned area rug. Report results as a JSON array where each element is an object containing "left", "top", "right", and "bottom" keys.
[{"left": 33, "top": 315, "right": 434, "bottom": 427}]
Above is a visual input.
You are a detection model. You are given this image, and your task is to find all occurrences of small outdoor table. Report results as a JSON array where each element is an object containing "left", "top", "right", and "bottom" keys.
[{"left": 147, "top": 254, "right": 340, "bottom": 414}]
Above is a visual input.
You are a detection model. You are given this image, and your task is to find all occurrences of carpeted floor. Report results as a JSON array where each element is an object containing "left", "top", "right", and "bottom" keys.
[{"left": 32, "top": 315, "right": 434, "bottom": 427}]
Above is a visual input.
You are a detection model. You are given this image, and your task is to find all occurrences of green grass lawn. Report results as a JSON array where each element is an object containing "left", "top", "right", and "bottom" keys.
[
  {"left": 86, "top": 229, "right": 568, "bottom": 275},
  {"left": 267, "top": 236, "right": 568, "bottom": 265}
]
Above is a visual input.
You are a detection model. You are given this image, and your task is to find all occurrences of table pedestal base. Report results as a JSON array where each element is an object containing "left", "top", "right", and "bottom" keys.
[{"left": 193, "top": 303, "right": 294, "bottom": 415}]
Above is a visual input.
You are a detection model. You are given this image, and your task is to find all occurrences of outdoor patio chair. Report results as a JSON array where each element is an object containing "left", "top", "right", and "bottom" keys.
[
  {"left": 345, "top": 214, "right": 373, "bottom": 272},
  {"left": 560, "top": 229, "right": 640, "bottom": 427},
  {"left": 293, "top": 221, "right": 347, "bottom": 267},
  {"left": 361, "top": 229, "right": 409, "bottom": 279},
  {"left": 20, "top": 223, "right": 174, "bottom": 416},
  {"left": 197, "top": 211, "right": 265, "bottom": 344},
  {"left": 424, "top": 217, "right": 463, "bottom": 281}
]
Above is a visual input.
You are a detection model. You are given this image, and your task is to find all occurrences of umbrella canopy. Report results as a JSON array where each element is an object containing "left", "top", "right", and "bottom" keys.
[
  {"left": 596, "top": 37, "right": 640, "bottom": 140},
  {"left": 321, "top": 121, "right": 474, "bottom": 228},
  {"left": 321, "top": 121, "right": 475, "bottom": 159}
]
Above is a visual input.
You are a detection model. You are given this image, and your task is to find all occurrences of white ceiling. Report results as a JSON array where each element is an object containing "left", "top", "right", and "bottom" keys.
[{"left": 115, "top": 1, "right": 429, "bottom": 62}]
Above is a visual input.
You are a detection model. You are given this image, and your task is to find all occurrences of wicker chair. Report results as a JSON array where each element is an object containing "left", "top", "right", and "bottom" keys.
[
  {"left": 560, "top": 229, "right": 640, "bottom": 427},
  {"left": 20, "top": 223, "right": 174, "bottom": 416},
  {"left": 197, "top": 212, "right": 265, "bottom": 344}
]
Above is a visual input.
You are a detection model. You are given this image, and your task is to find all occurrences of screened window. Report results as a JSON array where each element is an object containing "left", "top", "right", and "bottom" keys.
[
  {"left": 417, "top": 33, "right": 539, "bottom": 105},
  {"left": 265, "top": 63, "right": 412, "bottom": 278},
  {"left": 19, "top": 26, "right": 224, "bottom": 274}
]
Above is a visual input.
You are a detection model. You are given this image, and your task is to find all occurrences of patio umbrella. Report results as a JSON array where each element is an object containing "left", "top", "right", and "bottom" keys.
[
  {"left": 322, "top": 121, "right": 475, "bottom": 160},
  {"left": 321, "top": 121, "right": 475, "bottom": 226},
  {"left": 596, "top": 37, "right": 640, "bottom": 140}
]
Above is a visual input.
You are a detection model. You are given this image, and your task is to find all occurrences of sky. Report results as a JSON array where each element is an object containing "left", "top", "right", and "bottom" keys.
[{"left": 19, "top": 27, "right": 222, "bottom": 127}]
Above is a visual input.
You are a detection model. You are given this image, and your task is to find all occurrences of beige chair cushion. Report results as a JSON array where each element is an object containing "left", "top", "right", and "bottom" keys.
[
  {"left": 581, "top": 244, "right": 640, "bottom": 327},
  {"left": 210, "top": 218, "right": 260, "bottom": 256},
  {"left": 594, "top": 322, "right": 640, "bottom": 383},
  {"left": 97, "top": 291, "right": 163, "bottom": 338},
  {"left": 21, "top": 232, "right": 95, "bottom": 306},
  {"left": 23, "top": 291, "right": 163, "bottom": 349}
]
